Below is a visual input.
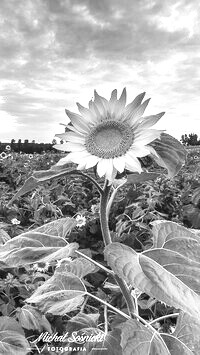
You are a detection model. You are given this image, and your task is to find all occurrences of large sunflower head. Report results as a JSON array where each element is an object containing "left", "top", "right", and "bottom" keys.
[{"left": 54, "top": 88, "right": 164, "bottom": 182}]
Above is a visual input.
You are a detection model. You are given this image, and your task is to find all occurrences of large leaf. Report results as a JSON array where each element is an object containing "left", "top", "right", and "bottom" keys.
[
  {"left": 88, "top": 328, "right": 122, "bottom": 355},
  {"left": 104, "top": 236, "right": 200, "bottom": 320},
  {"left": 151, "top": 220, "right": 200, "bottom": 261},
  {"left": 63, "top": 328, "right": 122, "bottom": 355},
  {"left": 0, "top": 316, "right": 30, "bottom": 355},
  {"left": 121, "top": 319, "right": 170, "bottom": 355},
  {"left": 65, "top": 312, "right": 100, "bottom": 334},
  {"left": 0, "top": 228, "right": 78, "bottom": 267},
  {"left": 26, "top": 271, "right": 86, "bottom": 315},
  {"left": 126, "top": 172, "right": 161, "bottom": 184},
  {"left": 191, "top": 187, "right": 200, "bottom": 206},
  {"left": 32, "top": 217, "right": 78, "bottom": 238},
  {"left": 121, "top": 316, "right": 197, "bottom": 354},
  {"left": 149, "top": 133, "right": 187, "bottom": 177},
  {"left": 8, "top": 165, "right": 78, "bottom": 205},
  {"left": 0, "top": 217, "right": 78, "bottom": 267},
  {"left": 16, "top": 305, "right": 52, "bottom": 332},
  {"left": 42, "top": 243, "right": 79, "bottom": 263},
  {"left": 161, "top": 311, "right": 200, "bottom": 355},
  {"left": 0, "top": 229, "right": 10, "bottom": 246},
  {"left": 55, "top": 257, "right": 98, "bottom": 277},
  {"left": 182, "top": 204, "right": 200, "bottom": 229}
]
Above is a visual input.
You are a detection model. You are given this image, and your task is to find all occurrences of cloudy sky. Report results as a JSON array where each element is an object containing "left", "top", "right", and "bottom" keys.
[{"left": 0, "top": 0, "right": 200, "bottom": 143}]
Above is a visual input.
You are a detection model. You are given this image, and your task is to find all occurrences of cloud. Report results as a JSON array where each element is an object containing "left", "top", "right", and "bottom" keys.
[{"left": 0, "top": 0, "right": 200, "bottom": 142}]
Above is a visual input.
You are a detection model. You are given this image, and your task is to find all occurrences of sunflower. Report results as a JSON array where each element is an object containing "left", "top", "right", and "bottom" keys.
[
  {"left": 0, "top": 152, "right": 7, "bottom": 159},
  {"left": 5, "top": 145, "right": 11, "bottom": 151},
  {"left": 54, "top": 88, "right": 164, "bottom": 182}
]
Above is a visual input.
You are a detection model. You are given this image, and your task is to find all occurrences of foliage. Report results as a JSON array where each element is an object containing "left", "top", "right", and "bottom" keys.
[
  {"left": 0, "top": 145, "right": 200, "bottom": 354},
  {"left": 180, "top": 133, "right": 200, "bottom": 146},
  {"left": 0, "top": 141, "right": 57, "bottom": 154}
]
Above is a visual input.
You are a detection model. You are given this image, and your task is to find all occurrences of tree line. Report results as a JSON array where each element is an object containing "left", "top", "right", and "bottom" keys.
[
  {"left": 0, "top": 139, "right": 60, "bottom": 154},
  {"left": 0, "top": 134, "right": 199, "bottom": 154},
  {"left": 180, "top": 133, "right": 200, "bottom": 146}
]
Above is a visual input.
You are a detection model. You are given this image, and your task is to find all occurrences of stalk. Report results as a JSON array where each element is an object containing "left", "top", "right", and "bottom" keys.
[
  {"left": 99, "top": 179, "right": 136, "bottom": 317},
  {"left": 99, "top": 180, "right": 112, "bottom": 245}
]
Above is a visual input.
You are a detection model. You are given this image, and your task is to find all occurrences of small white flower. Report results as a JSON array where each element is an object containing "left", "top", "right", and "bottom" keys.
[
  {"left": 169, "top": 325, "right": 176, "bottom": 334},
  {"left": 76, "top": 214, "right": 86, "bottom": 227},
  {"left": 0, "top": 152, "right": 7, "bottom": 159},
  {"left": 91, "top": 204, "right": 100, "bottom": 214},
  {"left": 56, "top": 257, "right": 71, "bottom": 268},
  {"left": 11, "top": 218, "right": 20, "bottom": 225},
  {"left": 33, "top": 262, "right": 50, "bottom": 272},
  {"left": 5, "top": 145, "right": 11, "bottom": 151}
]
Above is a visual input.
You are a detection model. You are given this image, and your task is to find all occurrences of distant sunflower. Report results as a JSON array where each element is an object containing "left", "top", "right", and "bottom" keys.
[
  {"left": 54, "top": 89, "right": 164, "bottom": 182},
  {"left": 0, "top": 152, "right": 7, "bottom": 159}
]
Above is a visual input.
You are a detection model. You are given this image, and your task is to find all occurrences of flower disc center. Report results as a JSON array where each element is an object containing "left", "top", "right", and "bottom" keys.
[
  {"left": 95, "top": 126, "right": 122, "bottom": 150},
  {"left": 85, "top": 121, "right": 134, "bottom": 158}
]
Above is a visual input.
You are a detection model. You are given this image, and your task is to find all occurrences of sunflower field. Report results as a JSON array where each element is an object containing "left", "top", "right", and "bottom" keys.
[
  {"left": 0, "top": 146, "right": 200, "bottom": 354},
  {"left": 1, "top": 91, "right": 200, "bottom": 354}
]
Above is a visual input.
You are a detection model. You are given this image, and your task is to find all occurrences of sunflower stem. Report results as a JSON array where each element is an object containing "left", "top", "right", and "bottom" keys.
[
  {"left": 149, "top": 313, "right": 179, "bottom": 325},
  {"left": 99, "top": 180, "right": 112, "bottom": 245},
  {"left": 100, "top": 179, "right": 136, "bottom": 317},
  {"left": 75, "top": 171, "right": 103, "bottom": 194},
  {"left": 106, "top": 178, "right": 127, "bottom": 218}
]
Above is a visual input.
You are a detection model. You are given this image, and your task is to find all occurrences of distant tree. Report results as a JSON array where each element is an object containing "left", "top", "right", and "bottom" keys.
[
  {"left": 10, "top": 139, "right": 15, "bottom": 149},
  {"left": 17, "top": 139, "right": 22, "bottom": 152},
  {"left": 189, "top": 133, "right": 198, "bottom": 145},
  {"left": 181, "top": 133, "right": 200, "bottom": 146},
  {"left": 52, "top": 139, "right": 57, "bottom": 145},
  {"left": 23, "top": 139, "right": 29, "bottom": 153},
  {"left": 181, "top": 134, "right": 189, "bottom": 145}
]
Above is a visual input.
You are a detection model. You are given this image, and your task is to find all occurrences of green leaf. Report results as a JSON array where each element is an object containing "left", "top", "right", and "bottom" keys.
[
  {"left": 150, "top": 133, "right": 187, "bottom": 177},
  {"left": 42, "top": 243, "right": 79, "bottom": 263},
  {"left": 192, "top": 187, "right": 200, "bottom": 206},
  {"left": 161, "top": 311, "right": 200, "bottom": 355},
  {"left": 0, "top": 217, "right": 78, "bottom": 267},
  {"left": 0, "top": 228, "right": 78, "bottom": 267},
  {"left": 151, "top": 220, "right": 200, "bottom": 262},
  {"left": 126, "top": 172, "right": 161, "bottom": 184},
  {"left": 32, "top": 217, "right": 78, "bottom": 238},
  {"left": 65, "top": 312, "right": 100, "bottom": 334},
  {"left": 64, "top": 328, "right": 122, "bottom": 355},
  {"left": 26, "top": 272, "right": 86, "bottom": 315},
  {"left": 121, "top": 319, "right": 170, "bottom": 355},
  {"left": 8, "top": 166, "right": 78, "bottom": 205},
  {"left": 0, "top": 316, "right": 30, "bottom": 355},
  {"left": 162, "top": 334, "right": 194, "bottom": 355},
  {"left": 89, "top": 328, "right": 122, "bottom": 355},
  {"left": 16, "top": 305, "right": 52, "bottom": 332},
  {"left": 182, "top": 204, "right": 200, "bottom": 229},
  {"left": 0, "top": 229, "right": 10, "bottom": 246},
  {"left": 104, "top": 238, "right": 200, "bottom": 320},
  {"left": 55, "top": 257, "right": 98, "bottom": 277}
]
